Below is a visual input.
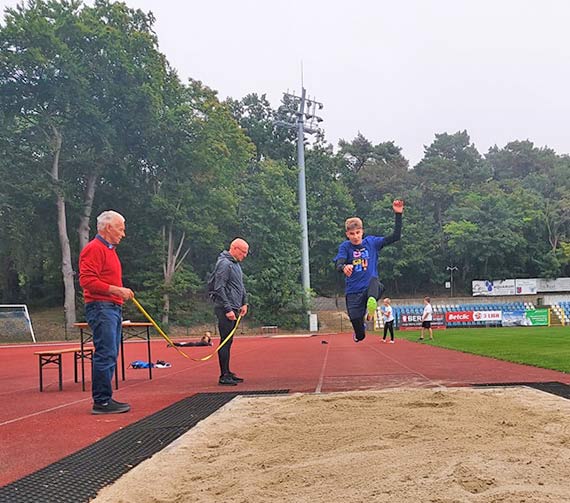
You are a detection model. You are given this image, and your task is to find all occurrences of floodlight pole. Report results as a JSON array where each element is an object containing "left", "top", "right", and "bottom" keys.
[
  {"left": 297, "top": 88, "right": 310, "bottom": 296},
  {"left": 275, "top": 87, "right": 323, "bottom": 326}
]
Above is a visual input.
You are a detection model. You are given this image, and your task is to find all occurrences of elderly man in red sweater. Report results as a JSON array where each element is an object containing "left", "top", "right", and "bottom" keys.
[{"left": 79, "top": 210, "right": 134, "bottom": 414}]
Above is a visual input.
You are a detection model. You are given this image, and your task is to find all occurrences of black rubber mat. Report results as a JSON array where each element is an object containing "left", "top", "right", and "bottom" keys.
[
  {"left": 474, "top": 381, "right": 570, "bottom": 400},
  {"left": 0, "top": 390, "right": 288, "bottom": 503}
]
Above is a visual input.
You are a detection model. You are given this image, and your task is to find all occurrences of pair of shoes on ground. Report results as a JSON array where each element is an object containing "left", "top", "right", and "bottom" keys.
[
  {"left": 382, "top": 339, "right": 395, "bottom": 344},
  {"left": 92, "top": 398, "right": 131, "bottom": 415},
  {"left": 218, "top": 372, "right": 244, "bottom": 386}
]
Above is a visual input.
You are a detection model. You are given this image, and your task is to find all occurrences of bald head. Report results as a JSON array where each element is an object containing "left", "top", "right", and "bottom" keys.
[{"left": 229, "top": 238, "right": 249, "bottom": 262}]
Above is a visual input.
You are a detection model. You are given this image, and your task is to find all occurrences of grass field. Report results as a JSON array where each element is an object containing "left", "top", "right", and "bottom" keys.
[{"left": 395, "top": 326, "right": 570, "bottom": 373}]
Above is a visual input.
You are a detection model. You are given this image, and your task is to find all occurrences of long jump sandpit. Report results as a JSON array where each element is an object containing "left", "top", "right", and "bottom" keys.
[{"left": 92, "top": 387, "right": 570, "bottom": 503}]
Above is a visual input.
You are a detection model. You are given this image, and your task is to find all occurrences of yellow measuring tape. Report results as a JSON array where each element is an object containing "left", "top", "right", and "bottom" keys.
[{"left": 131, "top": 297, "right": 241, "bottom": 362}]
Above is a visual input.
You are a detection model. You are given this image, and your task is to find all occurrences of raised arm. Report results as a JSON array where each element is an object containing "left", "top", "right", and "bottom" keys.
[{"left": 383, "top": 199, "right": 404, "bottom": 246}]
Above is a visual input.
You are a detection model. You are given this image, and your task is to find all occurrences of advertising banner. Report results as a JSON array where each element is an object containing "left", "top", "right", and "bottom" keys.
[
  {"left": 472, "top": 280, "right": 516, "bottom": 296},
  {"left": 399, "top": 313, "right": 445, "bottom": 331},
  {"left": 536, "top": 278, "right": 570, "bottom": 293},
  {"left": 445, "top": 310, "right": 502, "bottom": 323},
  {"left": 525, "top": 309, "right": 549, "bottom": 326},
  {"left": 446, "top": 311, "right": 473, "bottom": 323},
  {"left": 502, "top": 310, "right": 530, "bottom": 326},
  {"left": 515, "top": 279, "right": 538, "bottom": 295},
  {"left": 473, "top": 277, "right": 570, "bottom": 296}
]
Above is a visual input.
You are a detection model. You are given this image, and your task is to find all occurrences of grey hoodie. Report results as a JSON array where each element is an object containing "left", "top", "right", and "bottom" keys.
[{"left": 211, "top": 251, "right": 247, "bottom": 313}]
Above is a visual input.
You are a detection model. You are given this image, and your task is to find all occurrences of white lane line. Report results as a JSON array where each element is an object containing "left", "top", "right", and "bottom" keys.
[{"left": 315, "top": 337, "right": 332, "bottom": 393}]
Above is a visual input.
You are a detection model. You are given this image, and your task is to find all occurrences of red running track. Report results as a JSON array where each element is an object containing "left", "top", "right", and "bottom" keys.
[{"left": 1, "top": 332, "right": 569, "bottom": 487}]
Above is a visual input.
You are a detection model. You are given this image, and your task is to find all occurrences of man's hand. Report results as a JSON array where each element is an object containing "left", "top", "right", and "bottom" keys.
[
  {"left": 343, "top": 264, "right": 354, "bottom": 277},
  {"left": 109, "top": 285, "right": 134, "bottom": 300},
  {"left": 225, "top": 310, "right": 237, "bottom": 321},
  {"left": 393, "top": 199, "right": 404, "bottom": 214},
  {"left": 239, "top": 305, "right": 248, "bottom": 317}
]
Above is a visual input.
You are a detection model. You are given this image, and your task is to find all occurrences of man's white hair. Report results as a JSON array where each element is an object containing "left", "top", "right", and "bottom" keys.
[{"left": 97, "top": 210, "right": 125, "bottom": 231}]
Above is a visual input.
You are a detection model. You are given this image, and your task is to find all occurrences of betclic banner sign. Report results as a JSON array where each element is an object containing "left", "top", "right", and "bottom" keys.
[{"left": 445, "top": 311, "right": 502, "bottom": 323}]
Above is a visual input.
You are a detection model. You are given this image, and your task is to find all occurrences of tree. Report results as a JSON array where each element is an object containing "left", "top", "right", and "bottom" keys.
[
  {"left": 134, "top": 79, "right": 255, "bottom": 324},
  {"left": 305, "top": 146, "right": 354, "bottom": 296},
  {"left": 0, "top": 0, "right": 173, "bottom": 325},
  {"left": 337, "top": 133, "right": 409, "bottom": 219},
  {"left": 238, "top": 159, "right": 305, "bottom": 327},
  {"left": 0, "top": 0, "right": 87, "bottom": 325},
  {"left": 227, "top": 93, "right": 296, "bottom": 164},
  {"left": 410, "top": 131, "right": 490, "bottom": 259}
]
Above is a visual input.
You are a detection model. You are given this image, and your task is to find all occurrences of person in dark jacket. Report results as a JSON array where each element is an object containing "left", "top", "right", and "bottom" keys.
[{"left": 210, "top": 238, "right": 249, "bottom": 385}]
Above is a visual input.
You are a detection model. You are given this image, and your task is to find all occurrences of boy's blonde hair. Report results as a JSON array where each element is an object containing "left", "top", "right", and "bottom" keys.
[{"left": 345, "top": 217, "right": 363, "bottom": 231}]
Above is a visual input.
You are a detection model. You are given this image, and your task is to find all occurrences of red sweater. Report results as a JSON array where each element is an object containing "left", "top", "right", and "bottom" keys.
[{"left": 79, "top": 236, "right": 124, "bottom": 305}]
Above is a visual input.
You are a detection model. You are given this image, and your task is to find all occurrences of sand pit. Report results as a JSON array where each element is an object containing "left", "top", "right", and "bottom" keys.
[{"left": 93, "top": 387, "right": 570, "bottom": 503}]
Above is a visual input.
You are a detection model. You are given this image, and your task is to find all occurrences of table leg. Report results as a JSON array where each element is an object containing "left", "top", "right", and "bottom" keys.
[
  {"left": 80, "top": 329, "right": 87, "bottom": 392},
  {"left": 39, "top": 356, "right": 43, "bottom": 392},
  {"left": 58, "top": 354, "right": 63, "bottom": 391},
  {"left": 74, "top": 351, "right": 78, "bottom": 383},
  {"left": 147, "top": 326, "right": 152, "bottom": 380},
  {"left": 120, "top": 330, "right": 126, "bottom": 381}
]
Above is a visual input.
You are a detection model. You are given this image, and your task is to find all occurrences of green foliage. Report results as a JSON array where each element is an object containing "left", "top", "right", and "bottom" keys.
[
  {"left": 306, "top": 147, "right": 355, "bottom": 295},
  {"left": 238, "top": 159, "right": 305, "bottom": 327}
]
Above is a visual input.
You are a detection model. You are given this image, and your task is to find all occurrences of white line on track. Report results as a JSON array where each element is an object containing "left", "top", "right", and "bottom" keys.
[
  {"left": 315, "top": 337, "right": 332, "bottom": 393},
  {"left": 367, "top": 340, "right": 443, "bottom": 388}
]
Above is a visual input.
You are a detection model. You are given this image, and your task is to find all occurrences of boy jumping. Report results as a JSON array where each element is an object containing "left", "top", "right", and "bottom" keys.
[{"left": 334, "top": 199, "right": 404, "bottom": 342}]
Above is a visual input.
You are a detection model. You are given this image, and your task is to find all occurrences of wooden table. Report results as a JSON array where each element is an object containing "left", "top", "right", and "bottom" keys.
[{"left": 73, "top": 322, "right": 154, "bottom": 391}]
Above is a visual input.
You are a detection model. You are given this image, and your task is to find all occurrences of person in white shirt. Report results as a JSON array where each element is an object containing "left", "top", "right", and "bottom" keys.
[
  {"left": 381, "top": 297, "right": 395, "bottom": 343},
  {"left": 419, "top": 296, "right": 434, "bottom": 341}
]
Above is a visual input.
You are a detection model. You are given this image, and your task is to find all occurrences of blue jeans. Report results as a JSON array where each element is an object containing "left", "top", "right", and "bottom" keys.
[{"left": 85, "top": 302, "right": 122, "bottom": 404}]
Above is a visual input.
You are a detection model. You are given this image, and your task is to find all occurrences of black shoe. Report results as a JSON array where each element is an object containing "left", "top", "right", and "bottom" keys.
[
  {"left": 92, "top": 400, "right": 131, "bottom": 415},
  {"left": 218, "top": 375, "right": 238, "bottom": 386},
  {"left": 109, "top": 398, "right": 129, "bottom": 407},
  {"left": 229, "top": 372, "right": 244, "bottom": 383}
]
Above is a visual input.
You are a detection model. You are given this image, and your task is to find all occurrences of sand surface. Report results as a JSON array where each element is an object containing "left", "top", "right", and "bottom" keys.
[{"left": 93, "top": 387, "right": 570, "bottom": 503}]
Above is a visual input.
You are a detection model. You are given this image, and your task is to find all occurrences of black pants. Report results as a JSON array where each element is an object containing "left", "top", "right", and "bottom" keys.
[
  {"left": 383, "top": 320, "right": 394, "bottom": 341},
  {"left": 215, "top": 307, "right": 237, "bottom": 377},
  {"left": 347, "top": 279, "right": 385, "bottom": 341}
]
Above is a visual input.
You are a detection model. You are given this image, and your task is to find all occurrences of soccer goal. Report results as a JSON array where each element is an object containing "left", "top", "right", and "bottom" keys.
[{"left": 0, "top": 304, "right": 36, "bottom": 343}]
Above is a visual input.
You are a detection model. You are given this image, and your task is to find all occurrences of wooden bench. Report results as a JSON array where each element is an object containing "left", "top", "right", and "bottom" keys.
[
  {"left": 34, "top": 347, "right": 93, "bottom": 392},
  {"left": 261, "top": 325, "right": 278, "bottom": 335}
]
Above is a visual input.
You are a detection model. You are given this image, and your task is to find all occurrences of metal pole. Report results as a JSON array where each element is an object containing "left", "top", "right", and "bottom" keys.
[
  {"left": 297, "top": 88, "right": 311, "bottom": 298},
  {"left": 447, "top": 266, "right": 458, "bottom": 297}
]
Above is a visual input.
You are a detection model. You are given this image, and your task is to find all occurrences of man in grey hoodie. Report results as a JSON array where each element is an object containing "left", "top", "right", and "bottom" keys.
[{"left": 210, "top": 238, "right": 249, "bottom": 385}]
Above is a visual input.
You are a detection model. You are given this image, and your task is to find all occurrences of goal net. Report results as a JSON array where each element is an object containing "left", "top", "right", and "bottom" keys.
[{"left": 0, "top": 304, "right": 36, "bottom": 343}]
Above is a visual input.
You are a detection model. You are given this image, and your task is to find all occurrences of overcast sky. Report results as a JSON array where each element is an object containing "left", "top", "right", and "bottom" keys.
[{"left": 2, "top": 0, "right": 570, "bottom": 166}]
